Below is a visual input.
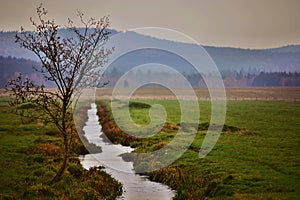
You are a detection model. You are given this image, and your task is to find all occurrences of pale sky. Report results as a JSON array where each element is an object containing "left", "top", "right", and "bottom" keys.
[{"left": 0, "top": 0, "right": 299, "bottom": 49}]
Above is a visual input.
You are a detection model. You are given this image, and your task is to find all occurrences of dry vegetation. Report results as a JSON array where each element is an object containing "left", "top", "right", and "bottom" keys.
[
  {"left": 95, "top": 87, "right": 300, "bottom": 101},
  {"left": 3, "top": 87, "right": 299, "bottom": 101}
]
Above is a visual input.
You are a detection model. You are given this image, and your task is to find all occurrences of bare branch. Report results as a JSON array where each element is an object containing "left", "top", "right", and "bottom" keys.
[{"left": 7, "top": 4, "right": 113, "bottom": 182}]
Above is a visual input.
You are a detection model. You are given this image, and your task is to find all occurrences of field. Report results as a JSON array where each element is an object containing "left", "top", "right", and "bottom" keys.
[
  {"left": 95, "top": 87, "right": 300, "bottom": 199},
  {"left": 96, "top": 87, "right": 300, "bottom": 101},
  {"left": 0, "top": 87, "right": 299, "bottom": 199},
  {"left": 0, "top": 97, "right": 122, "bottom": 199}
]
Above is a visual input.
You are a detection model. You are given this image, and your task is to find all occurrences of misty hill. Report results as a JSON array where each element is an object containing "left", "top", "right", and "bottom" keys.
[
  {"left": 1, "top": 30, "right": 300, "bottom": 74},
  {"left": 0, "top": 30, "right": 299, "bottom": 88},
  {"left": 267, "top": 45, "right": 300, "bottom": 53},
  {"left": 0, "top": 30, "right": 117, "bottom": 60},
  {"left": 204, "top": 45, "right": 300, "bottom": 72}
]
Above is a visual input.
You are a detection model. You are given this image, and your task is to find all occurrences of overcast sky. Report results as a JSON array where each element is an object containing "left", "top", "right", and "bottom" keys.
[{"left": 0, "top": 0, "right": 299, "bottom": 49}]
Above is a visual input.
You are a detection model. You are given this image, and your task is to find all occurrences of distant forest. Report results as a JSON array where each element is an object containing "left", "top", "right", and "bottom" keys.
[
  {"left": 101, "top": 66, "right": 300, "bottom": 88},
  {"left": 0, "top": 56, "right": 55, "bottom": 87},
  {"left": 1, "top": 56, "right": 299, "bottom": 88}
]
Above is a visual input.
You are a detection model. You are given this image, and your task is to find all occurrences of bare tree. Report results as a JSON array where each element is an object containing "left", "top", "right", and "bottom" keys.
[{"left": 7, "top": 4, "right": 113, "bottom": 182}]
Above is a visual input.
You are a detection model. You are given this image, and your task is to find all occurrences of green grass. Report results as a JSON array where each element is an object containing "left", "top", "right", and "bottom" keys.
[
  {"left": 97, "top": 99, "right": 300, "bottom": 199},
  {"left": 1, "top": 94, "right": 299, "bottom": 199},
  {"left": 0, "top": 97, "right": 122, "bottom": 199}
]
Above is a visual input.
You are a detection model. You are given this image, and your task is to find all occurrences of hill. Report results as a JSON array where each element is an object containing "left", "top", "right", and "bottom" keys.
[{"left": 0, "top": 30, "right": 299, "bottom": 87}]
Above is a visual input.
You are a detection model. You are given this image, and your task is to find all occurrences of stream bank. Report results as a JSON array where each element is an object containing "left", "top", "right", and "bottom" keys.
[{"left": 79, "top": 103, "right": 175, "bottom": 200}]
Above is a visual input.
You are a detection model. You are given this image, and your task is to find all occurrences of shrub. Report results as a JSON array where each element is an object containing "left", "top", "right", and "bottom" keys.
[{"left": 128, "top": 101, "right": 151, "bottom": 109}]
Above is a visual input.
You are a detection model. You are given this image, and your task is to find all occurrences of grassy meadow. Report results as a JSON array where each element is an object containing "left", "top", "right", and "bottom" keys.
[
  {"left": 0, "top": 87, "right": 299, "bottom": 199},
  {"left": 0, "top": 97, "right": 122, "bottom": 199},
  {"left": 95, "top": 87, "right": 300, "bottom": 199}
]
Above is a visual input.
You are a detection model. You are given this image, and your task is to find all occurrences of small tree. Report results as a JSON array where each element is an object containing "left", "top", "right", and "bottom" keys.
[{"left": 7, "top": 4, "right": 113, "bottom": 182}]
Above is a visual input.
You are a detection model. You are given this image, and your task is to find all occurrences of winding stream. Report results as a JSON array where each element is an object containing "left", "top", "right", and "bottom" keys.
[{"left": 79, "top": 103, "right": 175, "bottom": 200}]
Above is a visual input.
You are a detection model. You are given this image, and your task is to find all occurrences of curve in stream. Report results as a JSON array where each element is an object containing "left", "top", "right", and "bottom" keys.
[{"left": 79, "top": 103, "right": 175, "bottom": 200}]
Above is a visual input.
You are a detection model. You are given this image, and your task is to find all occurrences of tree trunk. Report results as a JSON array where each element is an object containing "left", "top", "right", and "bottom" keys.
[{"left": 51, "top": 134, "right": 69, "bottom": 183}]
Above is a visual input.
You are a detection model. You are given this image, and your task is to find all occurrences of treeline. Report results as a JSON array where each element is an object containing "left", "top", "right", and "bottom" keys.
[
  {"left": 252, "top": 72, "right": 300, "bottom": 87},
  {"left": 0, "top": 56, "right": 55, "bottom": 88},
  {"left": 1, "top": 55, "right": 299, "bottom": 88},
  {"left": 0, "top": 56, "right": 37, "bottom": 87},
  {"left": 186, "top": 71, "right": 300, "bottom": 87},
  {"left": 104, "top": 68, "right": 300, "bottom": 88}
]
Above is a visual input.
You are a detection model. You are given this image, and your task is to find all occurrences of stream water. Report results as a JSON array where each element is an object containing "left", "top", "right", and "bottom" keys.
[{"left": 79, "top": 103, "right": 175, "bottom": 200}]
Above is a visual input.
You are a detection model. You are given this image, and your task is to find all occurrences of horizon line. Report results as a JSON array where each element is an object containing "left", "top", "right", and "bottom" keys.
[{"left": 0, "top": 28, "right": 300, "bottom": 50}]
